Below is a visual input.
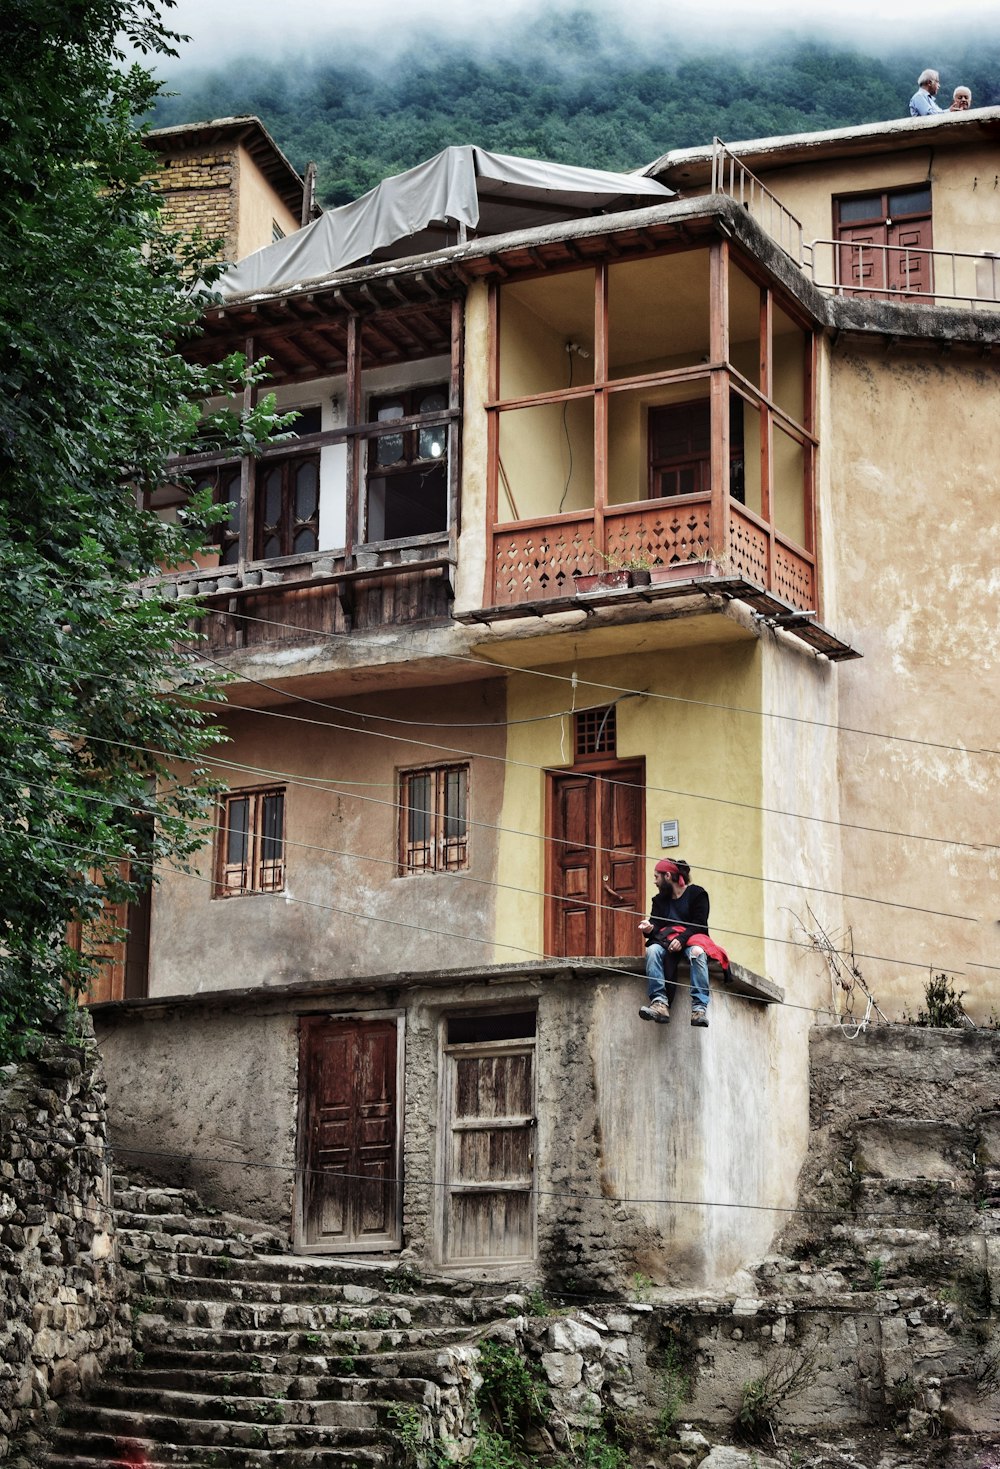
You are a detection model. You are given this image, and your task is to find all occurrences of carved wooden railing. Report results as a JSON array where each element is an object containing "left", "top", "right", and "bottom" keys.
[{"left": 490, "top": 497, "right": 815, "bottom": 612}]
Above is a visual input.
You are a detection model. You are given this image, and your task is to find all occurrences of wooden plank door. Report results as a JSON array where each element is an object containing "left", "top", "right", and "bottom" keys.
[
  {"left": 297, "top": 1016, "right": 401, "bottom": 1253},
  {"left": 837, "top": 223, "right": 888, "bottom": 298},
  {"left": 442, "top": 1038, "right": 536, "bottom": 1263},
  {"left": 547, "top": 761, "right": 644, "bottom": 958},
  {"left": 887, "top": 216, "right": 933, "bottom": 299}
]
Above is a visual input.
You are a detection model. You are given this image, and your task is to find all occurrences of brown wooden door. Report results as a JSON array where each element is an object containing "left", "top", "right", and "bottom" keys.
[
  {"left": 297, "top": 1016, "right": 400, "bottom": 1253},
  {"left": 547, "top": 760, "right": 644, "bottom": 958},
  {"left": 835, "top": 187, "right": 932, "bottom": 301},
  {"left": 442, "top": 1038, "right": 536, "bottom": 1263}
]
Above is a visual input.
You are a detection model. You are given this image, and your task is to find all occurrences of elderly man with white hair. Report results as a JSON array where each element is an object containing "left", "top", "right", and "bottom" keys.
[{"left": 910, "top": 69, "right": 944, "bottom": 116}]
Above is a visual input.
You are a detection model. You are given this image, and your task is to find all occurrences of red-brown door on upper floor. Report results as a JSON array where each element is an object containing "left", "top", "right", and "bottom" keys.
[
  {"left": 546, "top": 760, "right": 645, "bottom": 959},
  {"left": 835, "top": 186, "right": 933, "bottom": 300},
  {"left": 296, "top": 1015, "right": 401, "bottom": 1253}
]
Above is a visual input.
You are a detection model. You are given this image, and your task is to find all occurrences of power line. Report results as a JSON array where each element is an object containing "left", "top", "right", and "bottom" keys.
[
  {"left": 48, "top": 825, "right": 965, "bottom": 1001},
  {"left": 5, "top": 761, "right": 978, "bottom": 930},
  {"left": 6, "top": 744, "right": 976, "bottom": 977},
  {"left": 186, "top": 660, "right": 997, "bottom": 854},
  {"left": 181, "top": 596, "right": 1000, "bottom": 760}
]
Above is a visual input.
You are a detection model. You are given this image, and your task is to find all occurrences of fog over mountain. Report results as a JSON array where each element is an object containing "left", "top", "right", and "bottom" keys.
[{"left": 148, "top": 0, "right": 1000, "bottom": 208}]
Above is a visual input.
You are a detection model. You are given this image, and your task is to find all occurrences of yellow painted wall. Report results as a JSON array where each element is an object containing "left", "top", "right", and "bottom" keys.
[
  {"left": 493, "top": 642, "right": 766, "bottom": 978},
  {"left": 234, "top": 144, "right": 301, "bottom": 261},
  {"left": 744, "top": 140, "right": 1000, "bottom": 293},
  {"left": 456, "top": 282, "right": 491, "bottom": 613}
]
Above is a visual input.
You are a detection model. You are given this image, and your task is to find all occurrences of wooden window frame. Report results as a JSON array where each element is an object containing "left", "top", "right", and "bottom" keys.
[
  {"left": 398, "top": 763, "right": 469, "bottom": 876},
  {"left": 255, "top": 451, "right": 321, "bottom": 560},
  {"left": 364, "top": 383, "right": 450, "bottom": 544},
  {"left": 215, "top": 786, "right": 286, "bottom": 897}
]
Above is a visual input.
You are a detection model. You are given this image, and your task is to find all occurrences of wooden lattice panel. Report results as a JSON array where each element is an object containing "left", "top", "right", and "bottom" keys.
[
  {"left": 772, "top": 542, "right": 815, "bottom": 612},
  {"left": 604, "top": 499, "right": 713, "bottom": 568},
  {"left": 729, "top": 508, "right": 770, "bottom": 588},
  {"left": 492, "top": 518, "right": 594, "bottom": 605}
]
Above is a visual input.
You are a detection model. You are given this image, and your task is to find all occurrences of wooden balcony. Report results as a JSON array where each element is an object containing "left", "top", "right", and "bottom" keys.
[
  {"left": 490, "top": 495, "right": 816, "bottom": 612},
  {"left": 147, "top": 535, "right": 455, "bottom": 653}
]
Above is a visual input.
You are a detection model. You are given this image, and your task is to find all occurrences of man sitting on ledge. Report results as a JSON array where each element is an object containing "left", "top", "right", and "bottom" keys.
[{"left": 638, "top": 858, "right": 727, "bottom": 1029}]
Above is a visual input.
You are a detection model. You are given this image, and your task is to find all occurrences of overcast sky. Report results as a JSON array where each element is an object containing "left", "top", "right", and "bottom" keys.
[{"left": 156, "top": 0, "right": 997, "bottom": 67}]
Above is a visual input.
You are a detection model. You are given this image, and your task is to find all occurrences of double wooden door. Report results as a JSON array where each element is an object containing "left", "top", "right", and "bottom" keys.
[
  {"left": 836, "top": 187, "right": 933, "bottom": 300},
  {"left": 297, "top": 1015, "right": 401, "bottom": 1253},
  {"left": 547, "top": 760, "right": 645, "bottom": 958}
]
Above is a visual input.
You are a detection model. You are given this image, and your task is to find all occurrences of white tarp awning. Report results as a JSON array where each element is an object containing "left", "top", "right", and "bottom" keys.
[{"left": 217, "top": 145, "right": 675, "bottom": 298}]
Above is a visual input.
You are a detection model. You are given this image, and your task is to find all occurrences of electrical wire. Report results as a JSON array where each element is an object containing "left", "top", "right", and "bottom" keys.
[{"left": 4, "top": 762, "right": 979, "bottom": 932}]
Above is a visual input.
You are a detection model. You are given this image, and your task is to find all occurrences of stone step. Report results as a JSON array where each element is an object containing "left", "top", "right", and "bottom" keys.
[
  {"left": 136, "top": 1316, "right": 484, "bottom": 1356},
  {"left": 141, "top": 1295, "right": 503, "bottom": 1335},
  {"left": 128, "top": 1248, "right": 518, "bottom": 1298},
  {"left": 52, "top": 1403, "right": 387, "bottom": 1451},
  {"left": 134, "top": 1343, "right": 474, "bottom": 1380},
  {"left": 134, "top": 1270, "right": 508, "bottom": 1323},
  {"left": 114, "top": 1185, "right": 206, "bottom": 1214},
  {"left": 80, "top": 1384, "right": 381, "bottom": 1429},
  {"left": 116, "top": 1366, "right": 443, "bottom": 1404},
  {"left": 117, "top": 1212, "right": 286, "bottom": 1245},
  {"left": 45, "top": 1437, "right": 388, "bottom": 1468}
]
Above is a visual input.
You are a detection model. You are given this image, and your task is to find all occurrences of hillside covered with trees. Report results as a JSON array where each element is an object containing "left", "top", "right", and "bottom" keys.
[{"left": 151, "top": 9, "right": 1000, "bottom": 206}]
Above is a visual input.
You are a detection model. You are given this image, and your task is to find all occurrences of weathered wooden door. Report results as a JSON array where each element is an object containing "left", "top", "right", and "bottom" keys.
[
  {"left": 442, "top": 1032, "right": 536, "bottom": 1263},
  {"left": 835, "top": 188, "right": 933, "bottom": 300},
  {"left": 547, "top": 761, "right": 644, "bottom": 958},
  {"left": 297, "top": 1016, "right": 401, "bottom": 1253}
]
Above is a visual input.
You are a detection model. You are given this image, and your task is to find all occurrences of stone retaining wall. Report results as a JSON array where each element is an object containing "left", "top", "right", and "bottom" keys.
[{"left": 0, "top": 1017, "right": 130, "bottom": 1463}]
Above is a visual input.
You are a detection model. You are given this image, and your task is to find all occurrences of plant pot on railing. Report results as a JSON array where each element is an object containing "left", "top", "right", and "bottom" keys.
[
  {"left": 650, "top": 557, "right": 724, "bottom": 584},
  {"left": 574, "top": 568, "right": 635, "bottom": 593}
]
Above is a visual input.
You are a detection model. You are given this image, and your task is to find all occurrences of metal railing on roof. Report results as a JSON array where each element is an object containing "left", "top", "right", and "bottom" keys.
[
  {"left": 805, "top": 238, "right": 1000, "bottom": 310},
  {"left": 710, "top": 138, "right": 805, "bottom": 264}
]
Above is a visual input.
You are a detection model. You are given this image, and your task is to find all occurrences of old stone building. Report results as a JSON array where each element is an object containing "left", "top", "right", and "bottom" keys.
[{"left": 85, "top": 113, "right": 999, "bottom": 1290}]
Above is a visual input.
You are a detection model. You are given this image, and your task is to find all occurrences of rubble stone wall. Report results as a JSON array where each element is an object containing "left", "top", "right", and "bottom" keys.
[{"left": 0, "top": 1019, "right": 130, "bottom": 1463}]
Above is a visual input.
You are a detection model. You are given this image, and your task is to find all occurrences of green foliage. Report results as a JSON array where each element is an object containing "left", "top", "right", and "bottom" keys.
[
  {"left": 735, "top": 1350, "right": 818, "bottom": 1442},
  {"left": 915, "top": 974, "right": 969, "bottom": 1028},
  {"left": 151, "top": 17, "right": 1000, "bottom": 207},
  {"left": 654, "top": 1338, "right": 692, "bottom": 1444},
  {"left": 476, "top": 1339, "right": 548, "bottom": 1444},
  {"left": 0, "top": 0, "right": 290, "bottom": 1060},
  {"left": 553, "top": 1423, "right": 627, "bottom": 1469}
]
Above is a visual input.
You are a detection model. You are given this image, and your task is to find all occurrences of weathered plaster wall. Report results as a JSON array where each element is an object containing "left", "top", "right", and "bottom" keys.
[
  {"left": 233, "top": 142, "right": 300, "bottom": 260},
  {"left": 739, "top": 138, "right": 1000, "bottom": 263},
  {"left": 149, "top": 678, "right": 506, "bottom": 996},
  {"left": 494, "top": 640, "right": 766, "bottom": 976},
  {"left": 97, "top": 964, "right": 786, "bottom": 1289},
  {"left": 824, "top": 343, "right": 1000, "bottom": 1018},
  {"left": 0, "top": 1022, "right": 130, "bottom": 1464}
]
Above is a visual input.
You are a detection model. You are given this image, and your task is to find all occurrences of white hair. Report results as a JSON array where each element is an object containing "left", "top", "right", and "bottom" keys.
[{"left": 917, "top": 69, "right": 940, "bottom": 87}]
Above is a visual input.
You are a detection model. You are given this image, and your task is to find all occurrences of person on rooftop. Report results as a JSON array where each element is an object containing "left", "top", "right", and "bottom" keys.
[
  {"left": 951, "top": 86, "right": 972, "bottom": 111},
  {"left": 909, "top": 70, "right": 944, "bottom": 116}
]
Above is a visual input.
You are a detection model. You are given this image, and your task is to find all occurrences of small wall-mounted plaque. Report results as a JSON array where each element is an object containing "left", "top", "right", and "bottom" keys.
[{"left": 660, "top": 820, "right": 679, "bottom": 849}]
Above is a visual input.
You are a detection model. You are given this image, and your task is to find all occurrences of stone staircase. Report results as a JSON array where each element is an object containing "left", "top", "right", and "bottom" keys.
[{"left": 42, "top": 1177, "right": 513, "bottom": 1468}]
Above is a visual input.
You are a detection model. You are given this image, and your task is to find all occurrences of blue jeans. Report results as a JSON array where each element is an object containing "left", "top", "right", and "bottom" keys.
[{"left": 646, "top": 943, "right": 710, "bottom": 1010}]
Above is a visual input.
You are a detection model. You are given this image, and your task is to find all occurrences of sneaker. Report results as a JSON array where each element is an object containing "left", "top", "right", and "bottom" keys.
[
  {"left": 639, "top": 1000, "right": 671, "bottom": 1024},
  {"left": 691, "top": 1007, "right": 709, "bottom": 1028}
]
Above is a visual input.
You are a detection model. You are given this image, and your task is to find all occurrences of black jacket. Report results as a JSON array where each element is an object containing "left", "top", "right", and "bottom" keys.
[{"left": 645, "top": 883, "right": 710, "bottom": 947}]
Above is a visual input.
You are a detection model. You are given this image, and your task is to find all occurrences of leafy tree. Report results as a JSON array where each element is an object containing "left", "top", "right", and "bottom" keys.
[{"left": 0, "top": 0, "right": 285, "bottom": 1060}]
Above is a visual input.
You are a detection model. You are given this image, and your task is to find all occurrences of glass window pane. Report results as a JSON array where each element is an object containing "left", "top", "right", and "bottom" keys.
[
  {"left": 407, "top": 774, "right": 432, "bottom": 844},
  {"left": 292, "top": 404, "right": 322, "bottom": 436},
  {"left": 838, "top": 193, "right": 883, "bottom": 224},
  {"left": 608, "top": 250, "right": 711, "bottom": 381},
  {"left": 263, "top": 468, "right": 282, "bottom": 527},
  {"left": 889, "top": 186, "right": 931, "bottom": 217},
  {"left": 418, "top": 424, "right": 447, "bottom": 461},
  {"left": 260, "top": 793, "right": 283, "bottom": 863},
  {"left": 294, "top": 461, "right": 319, "bottom": 521},
  {"left": 772, "top": 305, "right": 806, "bottom": 425},
  {"left": 443, "top": 768, "right": 467, "bottom": 838},
  {"left": 374, "top": 401, "right": 405, "bottom": 466},
  {"left": 293, "top": 527, "right": 318, "bottom": 553},
  {"left": 499, "top": 269, "right": 596, "bottom": 398},
  {"left": 497, "top": 399, "right": 594, "bottom": 520},
  {"left": 225, "top": 796, "right": 249, "bottom": 866},
  {"left": 773, "top": 423, "right": 807, "bottom": 547}
]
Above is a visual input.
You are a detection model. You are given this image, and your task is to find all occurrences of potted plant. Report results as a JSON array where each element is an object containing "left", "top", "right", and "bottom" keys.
[
  {"left": 650, "top": 551, "right": 726, "bottom": 585},
  {"left": 574, "top": 546, "right": 652, "bottom": 593}
]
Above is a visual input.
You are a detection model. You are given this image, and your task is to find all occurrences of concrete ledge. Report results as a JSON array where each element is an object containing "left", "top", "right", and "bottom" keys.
[{"left": 88, "top": 956, "right": 782, "bottom": 1021}]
